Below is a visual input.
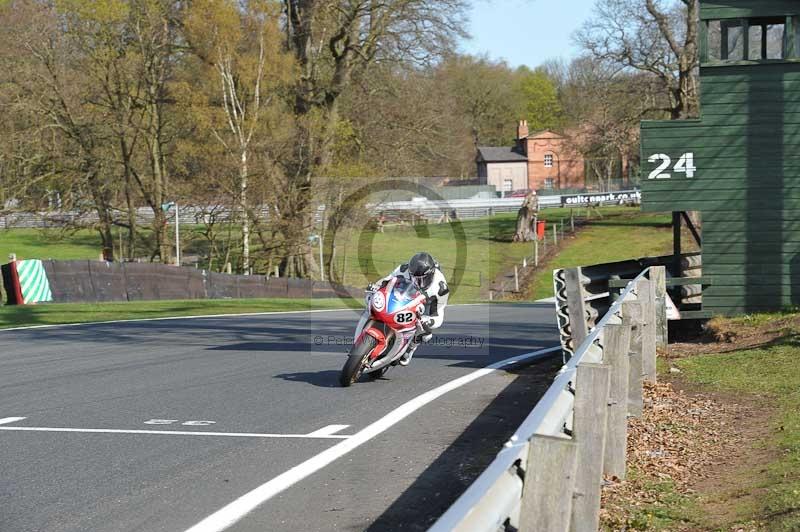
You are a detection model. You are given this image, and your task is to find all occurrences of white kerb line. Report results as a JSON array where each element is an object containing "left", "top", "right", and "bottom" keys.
[
  {"left": 305, "top": 424, "right": 350, "bottom": 437},
  {"left": 0, "top": 426, "right": 350, "bottom": 439},
  {"left": 184, "top": 345, "right": 561, "bottom": 532}
]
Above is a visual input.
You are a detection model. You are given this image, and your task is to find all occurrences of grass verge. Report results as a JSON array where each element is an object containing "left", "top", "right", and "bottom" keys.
[
  {"left": 0, "top": 298, "right": 350, "bottom": 329},
  {"left": 335, "top": 213, "right": 532, "bottom": 302},
  {"left": 603, "top": 313, "right": 800, "bottom": 531},
  {"left": 675, "top": 326, "right": 800, "bottom": 531},
  {"left": 610, "top": 474, "right": 702, "bottom": 531},
  {"left": 527, "top": 211, "right": 673, "bottom": 300},
  {"left": 334, "top": 206, "right": 649, "bottom": 302},
  {"left": 0, "top": 228, "right": 103, "bottom": 261}
]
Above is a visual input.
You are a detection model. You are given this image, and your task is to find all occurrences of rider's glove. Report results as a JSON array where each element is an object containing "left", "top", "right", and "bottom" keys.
[{"left": 366, "top": 283, "right": 376, "bottom": 292}]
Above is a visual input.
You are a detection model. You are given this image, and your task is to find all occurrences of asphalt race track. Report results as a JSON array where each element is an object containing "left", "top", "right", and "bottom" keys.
[{"left": 0, "top": 303, "right": 561, "bottom": 532}]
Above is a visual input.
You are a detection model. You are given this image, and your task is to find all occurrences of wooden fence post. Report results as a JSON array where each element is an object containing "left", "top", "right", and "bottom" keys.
[
  {"left": 639, "top": 279, "right": 658, "bottom": 383},
  {"left": 602, "top": 324, "right": 632, "bottom": 479},
  {"left": 570, "top": 363, "right": 611, "bottom": 532},
  {"left": 564, "top": 268, "right": 589, "bottom": 348},
  {"left": 622, "top": 300, "right": 644, "bottom": 417},
  {"left": 520, "top": 435, "right": 578, "bottom": 532},
  {"left": 651, "top": 266, "right": 668, "bottom": 351}
]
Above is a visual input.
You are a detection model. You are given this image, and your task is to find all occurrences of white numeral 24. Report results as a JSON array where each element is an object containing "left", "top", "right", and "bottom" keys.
[{"left": 647, "top": 153, "right": 696, "bottom": 179}]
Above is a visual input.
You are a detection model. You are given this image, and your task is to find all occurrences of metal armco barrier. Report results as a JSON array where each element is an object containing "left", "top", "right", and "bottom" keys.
[
  {"left": 2, "top": 260, "right": 357, "bottom": 305},
  {"left": 430, "top": 266, "right": 667, "bottom": 532}
]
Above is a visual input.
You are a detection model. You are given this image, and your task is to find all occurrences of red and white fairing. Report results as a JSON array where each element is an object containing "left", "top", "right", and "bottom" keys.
[{"left": 359, "top": 276, "right": 426, "bottom": 364}]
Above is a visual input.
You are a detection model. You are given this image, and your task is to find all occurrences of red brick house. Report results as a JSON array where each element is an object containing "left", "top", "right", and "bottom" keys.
[{"left": 477, "top": 120, "right": 585, "bottom": 193}]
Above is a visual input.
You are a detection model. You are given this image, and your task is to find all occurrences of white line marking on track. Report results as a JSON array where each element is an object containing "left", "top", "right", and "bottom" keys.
[
  {"left": 0, "top": 426, "right": 350, "bottom": 439},
  {"left": 184, "top": 345, "right": 561, "bottom": 532},
  {"left": 305, "top": 424, "right": 350, "bottom": 437},
  {"left": 0, "top": 417, "right": 26, "bottom": 425}
]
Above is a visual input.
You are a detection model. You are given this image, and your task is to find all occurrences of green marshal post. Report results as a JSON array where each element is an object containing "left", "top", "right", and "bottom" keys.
[{"left": 641, "top": 0, "right": 800, "bottom": 316}]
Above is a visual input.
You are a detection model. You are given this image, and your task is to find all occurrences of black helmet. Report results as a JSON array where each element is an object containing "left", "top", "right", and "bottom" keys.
[{"left": 409, "top": 252, "right": 436, "bottom": 289}]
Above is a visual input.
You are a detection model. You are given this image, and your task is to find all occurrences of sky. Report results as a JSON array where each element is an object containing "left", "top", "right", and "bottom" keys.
[{"left": 461, "top": 0, "right": 597, "bottom": 69}]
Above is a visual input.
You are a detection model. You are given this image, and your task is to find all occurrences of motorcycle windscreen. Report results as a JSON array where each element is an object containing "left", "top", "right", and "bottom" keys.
[{"left": 387, "top": 277, "right": 419, "bottom": 313}]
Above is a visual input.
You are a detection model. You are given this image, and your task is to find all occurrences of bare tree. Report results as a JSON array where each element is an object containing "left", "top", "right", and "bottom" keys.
[
  {"left": 276, "top": 0, "right": 468, "bottom": 276},
  {"left": 58, "top": 3, "right": 148, "bottom": 259},
  {"left": 562, "top": 58, "right": 653, "bottom": 190},
  {"left": 186, "top": 0, "right": 293, "bottom": 274},
  {"left": 0, "top": 1, "right": 117, "bottom": 259},
  {"left": 575, "top": 0, "right": 699, "bottom": 119},
  {"left": 341, "top": 63, "right": 469, "bottom": 177},
  {"left": 127, "top": 0, "right": 183, "bottom": 263}
]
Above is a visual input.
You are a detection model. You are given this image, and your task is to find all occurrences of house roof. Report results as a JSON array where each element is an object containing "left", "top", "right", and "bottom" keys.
[
  {"left": 522, "top": 129, "right": 564, "bottom": 140},
  {"left": 476, "top": 146, "right": 528, "bottom": 163}
]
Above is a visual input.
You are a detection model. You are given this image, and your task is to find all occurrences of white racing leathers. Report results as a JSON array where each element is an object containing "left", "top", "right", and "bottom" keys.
[{"left": 355, "top": 263, "right": 450, "bottom": 339}]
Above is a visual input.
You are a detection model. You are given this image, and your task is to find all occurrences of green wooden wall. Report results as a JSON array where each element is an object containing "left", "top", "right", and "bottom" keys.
[
  {"left": 641, "top": 20, "right": 800, "bottom": 314},
  {"left": 701, "top": 1, "right": 799, "bottom": 20}
]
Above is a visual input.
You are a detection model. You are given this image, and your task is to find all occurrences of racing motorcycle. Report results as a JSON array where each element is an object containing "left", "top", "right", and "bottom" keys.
[{"left": 339, "top": 276, "right": 427, "bottom": 387}]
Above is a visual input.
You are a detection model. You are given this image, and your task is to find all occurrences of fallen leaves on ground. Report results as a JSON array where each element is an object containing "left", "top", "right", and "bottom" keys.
[{"left": 600, "top": 381, "right": 753, "bottom": 531}]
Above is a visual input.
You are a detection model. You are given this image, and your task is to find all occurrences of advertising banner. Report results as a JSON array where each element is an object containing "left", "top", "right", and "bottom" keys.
[{"left": 560, "top": 190, "right": 641, "bottom": 206}]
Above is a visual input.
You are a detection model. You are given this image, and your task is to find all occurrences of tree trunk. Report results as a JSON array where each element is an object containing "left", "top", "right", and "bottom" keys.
[
  {"left": 679, "top": 0, "right": 700, "bottom": 119},
  {"left": 278, "top": 204, "right": 318, "bottom": 278},
  {"left": 119, "top": 135, "right": 138, "bottom": 259},
  {"left": 149, "top": 101, "right": 170, "bottom": 263},
  {"left": 123, "top": 165, "right": 137, "bottom": 259},
  {"left": 240, "top": 149, "right": 250, "bottom": 274},
  {"left": 513, "top": 207, "right": 535, "bottom": 242},
  {"left": 86, "top": 167, "right": 115, "bottom": 260},
  {"left": 513, "top": 193, "right": 539, "bottom": 242}
]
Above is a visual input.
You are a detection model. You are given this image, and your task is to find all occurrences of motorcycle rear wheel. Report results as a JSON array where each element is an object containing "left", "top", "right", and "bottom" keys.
[{"left": 340, "top": 335, "right": 377, "bottom": 387}]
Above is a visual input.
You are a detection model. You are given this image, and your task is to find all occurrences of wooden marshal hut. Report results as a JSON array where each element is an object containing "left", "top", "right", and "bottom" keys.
[{"left": 641, "top": 0, "right": 800, "bottom": 316}]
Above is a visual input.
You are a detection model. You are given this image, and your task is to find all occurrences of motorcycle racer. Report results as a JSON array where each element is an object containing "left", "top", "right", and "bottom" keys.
[{"left": 357, "top": 252, "right": 449, "bottom": 366}]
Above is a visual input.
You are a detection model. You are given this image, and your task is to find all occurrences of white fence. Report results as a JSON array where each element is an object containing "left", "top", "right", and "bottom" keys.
[
  {"left": 430, "top": 266, "right": 666, "bottom": 531},
  {"left": 0, "top": 190, "right": 641, "bottom": 229}
]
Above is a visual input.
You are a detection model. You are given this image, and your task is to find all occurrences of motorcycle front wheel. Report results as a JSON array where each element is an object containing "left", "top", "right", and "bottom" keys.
[{"left": 339, "top": 334, "right": 377, "bottom": 387}]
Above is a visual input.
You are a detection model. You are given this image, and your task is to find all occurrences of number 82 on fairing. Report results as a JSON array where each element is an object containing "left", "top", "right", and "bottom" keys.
[
  {"left": 647, "top": 153, "right": 696, "bottom": 179},
  {"left": 395, "top": 312, "right": 414, "bottom": 324}
]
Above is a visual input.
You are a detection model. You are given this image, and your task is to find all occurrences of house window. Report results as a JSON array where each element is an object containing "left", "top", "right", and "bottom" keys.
[
  {"left": 544, "top": 153, "right": 554, "bottom": 168},
  {"left": 503, "top": 179, "right": 513, "bottom": 192},
  {"left": 544, "top": 178, "right": 555, "bottom": 190}
]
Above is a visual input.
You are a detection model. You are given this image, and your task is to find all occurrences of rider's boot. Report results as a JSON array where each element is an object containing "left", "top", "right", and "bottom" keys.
[
  {"left": 399, "top": 332, "right": 431, "bottom": 366},
  {"left": 399, "top": 340, "right": 418, "bottom": 366}
]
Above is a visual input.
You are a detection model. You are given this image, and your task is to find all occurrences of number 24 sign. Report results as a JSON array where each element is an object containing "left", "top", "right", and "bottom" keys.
[{"left": 647, "top": 153, "right": 696, "bottom": 179}]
